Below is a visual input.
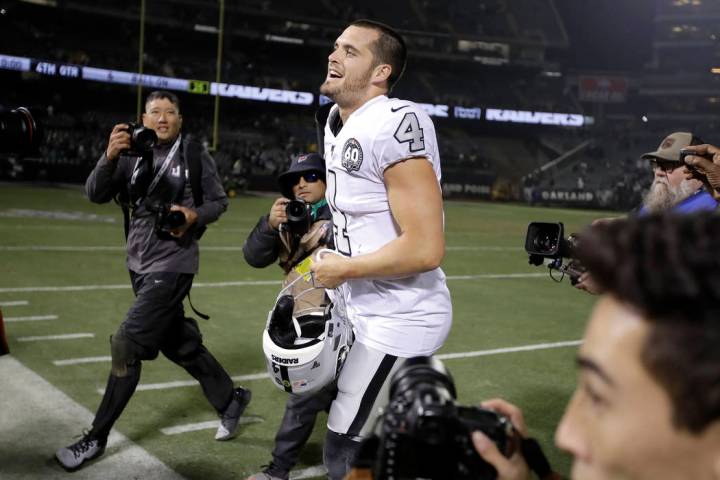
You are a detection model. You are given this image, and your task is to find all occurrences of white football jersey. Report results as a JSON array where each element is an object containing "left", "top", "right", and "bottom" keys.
[{"left": 323, "top": 95, "right": 452, "bottom": 357}]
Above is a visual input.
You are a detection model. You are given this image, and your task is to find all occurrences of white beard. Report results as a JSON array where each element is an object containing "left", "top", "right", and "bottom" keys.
[{"left": 642, "top": 179, "right": 697, "bottom": 213}]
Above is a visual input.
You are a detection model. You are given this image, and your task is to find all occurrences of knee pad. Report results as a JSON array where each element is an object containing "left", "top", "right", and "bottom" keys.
[{"left": 110, "top": 331, "right": 139, "bottom": 377}]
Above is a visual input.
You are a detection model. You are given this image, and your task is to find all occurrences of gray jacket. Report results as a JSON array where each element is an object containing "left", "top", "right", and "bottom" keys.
[{"left": 86, "top": 136, "right": 228, "bottom": 274}]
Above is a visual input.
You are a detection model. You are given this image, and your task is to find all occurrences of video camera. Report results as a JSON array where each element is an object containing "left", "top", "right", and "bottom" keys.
[
  {"left": 284, "top": 198, "right": 312, "bottom": 237},
  {"left": 0, "top": 107, "right": 42, "bottom": 154},
  {"left": 357, "top": 357, "right": 518, "bottom": 480},
  {"left": 123, "top": 121, "right": 158, "bottom": 156},
  {"left": 524, "top": 222, "right": 585, "bottom": 283}
]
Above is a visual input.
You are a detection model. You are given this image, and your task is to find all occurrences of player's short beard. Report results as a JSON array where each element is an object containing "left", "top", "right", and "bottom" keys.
[
  {"left": 643, "top": 178, "right": 696, "bottom": 213},
  {"left": 320, "top": 65, "right": 374, "bottom": 108}
]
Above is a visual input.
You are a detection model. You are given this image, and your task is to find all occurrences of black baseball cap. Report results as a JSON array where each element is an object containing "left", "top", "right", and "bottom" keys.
[{"left": 277, "top": 153, "right": 326, "bottom": 198}]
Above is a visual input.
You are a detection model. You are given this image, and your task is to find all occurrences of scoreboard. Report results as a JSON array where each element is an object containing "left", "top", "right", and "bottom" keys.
[{"left": 0, "top": 53, "right": 314, "bottom": 106}]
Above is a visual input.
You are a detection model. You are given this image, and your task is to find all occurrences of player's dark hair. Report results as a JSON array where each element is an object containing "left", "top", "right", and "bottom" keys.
[
  {"left": 145, "top": 90, "right": 181, "bottom": 113},
  {"left": 576, "top": 213, "right": 720, "bottom": 433},
  {"left": 349, "top": 19, "right": 407, "bottom": 91}
]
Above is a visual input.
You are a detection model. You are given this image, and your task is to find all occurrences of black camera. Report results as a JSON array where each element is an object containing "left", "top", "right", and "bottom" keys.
[
  {"left": 284, "top": 199, "right": 313, "bottom": 237},
  {"left": 0, "top": 107, "right": 42, "bottom": 153},
  {"left": 146, "top": 202, "right": 186, "bottom": 235},
  {"left": 524, "top": 222, "right": 584, "bottom": 283},
  {"left": 363, "top": 357, "right": 517, "bottom": 480},
  {"left": 123, "top": 122, "right": 158, "bottom": 156},
  {"left": 678, "top": 148, "right": 713, "bottom": 174}
]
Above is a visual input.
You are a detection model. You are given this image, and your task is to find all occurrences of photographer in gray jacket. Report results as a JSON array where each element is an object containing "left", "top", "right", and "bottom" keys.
[{"left": 56, "top": 90, "right": 251, "bottom": 471}]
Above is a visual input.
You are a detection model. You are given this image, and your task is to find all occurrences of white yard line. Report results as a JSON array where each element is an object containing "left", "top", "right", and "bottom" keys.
[
  {"left": 53, "top": 355, "right": 112, "bottom": 366},
  {"left": 446, "top": 246, "right": 522, "bottom": 251},
  {"left": 0, "top": 355, "right": 185, "bottom": 480},
  {"left": 446, "top": 273, "right": 546, "bottom": 280},
  {"left": 0, "top": 300, "right": 29, "bottom": 306},
  {"left": 98, "top": 372, "right": 272, "bottom": 395},
  {"left": 436, "top": 340, "right": 582, "bottom": 360},
  {"left": 0, "top": 273, "right": 544, "bottom": 293},
  {"left": 5, "top": 314, "right": 58, "bottom": 322},
  {"left": 17, "top": 333, "right": 94, "bottom": 342},
  {"left": 1, "top": 245, "right": 519, "bottom": 252},
  {"left": 98, "top": 340, "right": 581, "bottom": 394},
  {"left": 290, "top": 465, "right": 328, "bottom": 480},
  {"left": 160, "top": 416, "right": 264, "bottom": 435}
]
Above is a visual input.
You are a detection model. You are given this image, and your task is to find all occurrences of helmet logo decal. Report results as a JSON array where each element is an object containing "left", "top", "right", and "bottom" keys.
[{"left": 272, "top": 354, "right": 299, "bottom": 364}]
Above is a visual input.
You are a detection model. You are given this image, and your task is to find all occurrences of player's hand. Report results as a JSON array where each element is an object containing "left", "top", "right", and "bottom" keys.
[
  {"left": 574, "top": 271, "right": 603, "bottom": 295},
  {"left": 105, "top": 123, "right": 132, "bottom": 161},
  {"left": 682, "top": 144, "right": 720, "bottom": 200},
  {"left": 168, "top": 205, "right": 197, "bottom": 238},
  {"left": 268, "top": 197, "right": 290, "bottom": 230},
  {"left": 590, "top": 217, "right": 621, "bottom": 227},
  {"left": 311, "top": 251, "right": 351, "bottom": 288},
  {"left": 472, "top": 398, "right": 531, "bottom": 480}
]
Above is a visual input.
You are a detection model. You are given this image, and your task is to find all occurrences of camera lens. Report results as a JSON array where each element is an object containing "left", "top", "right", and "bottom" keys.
[
  {"left": 286, "top": 200, "right": 306, "bottom": 219},
  {"left": 132, "top": 126, "right": 158, "bottom": 151},
  {"left": 165, "top": 210, "right": 186, "bottom": 229},
  {"left": 0, "top": 107, "right": 42, "bottom": 153},
  {"left": 533, "top": 233, "right": 557, "bottom": 254}
]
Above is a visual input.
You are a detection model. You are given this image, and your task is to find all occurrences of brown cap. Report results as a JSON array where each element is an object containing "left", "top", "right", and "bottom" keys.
[{"left": 641, "top": 132, "right": 695, "bottom": 163}]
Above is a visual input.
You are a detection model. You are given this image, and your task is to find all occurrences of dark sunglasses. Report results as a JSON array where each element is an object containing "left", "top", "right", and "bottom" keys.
[
  {"left": 294, "top": 171, "right": 322, "bottom": 184},
  {"left": 649, "top": 159, "right": 684, "bottom": 172}
]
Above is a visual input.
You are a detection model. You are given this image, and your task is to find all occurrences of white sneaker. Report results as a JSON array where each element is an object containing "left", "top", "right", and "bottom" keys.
[{"left": 215, "top": 387, "right": 252, "bottom": 440}]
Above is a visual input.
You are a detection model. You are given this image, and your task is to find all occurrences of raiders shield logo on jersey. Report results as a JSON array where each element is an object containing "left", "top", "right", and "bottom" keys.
[{"left": 341, "top": 138, "right": 363, "bottom": 172}]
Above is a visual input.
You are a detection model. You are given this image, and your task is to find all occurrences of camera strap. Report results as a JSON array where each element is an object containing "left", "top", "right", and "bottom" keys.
[{"left": 145, "top": 134, "right": 182, "bottom": 199}]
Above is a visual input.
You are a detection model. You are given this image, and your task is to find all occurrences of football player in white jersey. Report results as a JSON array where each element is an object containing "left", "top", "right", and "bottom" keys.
[{"left": 311, "top": 19, "right": 452, "bottom": 479}]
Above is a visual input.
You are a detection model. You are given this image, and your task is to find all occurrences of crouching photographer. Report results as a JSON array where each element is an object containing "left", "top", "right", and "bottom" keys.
[
  {"left": 56, "top": 91, "right": 251, "bottom": 471},
  {"left": 345, "top": 356, "right": 561, "bottom": 480},
  {"left": 242, "top": 152, "right": 336, "bottom": 480}
]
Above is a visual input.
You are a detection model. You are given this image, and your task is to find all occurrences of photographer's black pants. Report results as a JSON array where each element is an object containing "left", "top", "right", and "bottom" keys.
[
  {"left": 267, "top": 382, "right": 337, "bottom": 477},
  {"left": 90, "top": 271, "right": 234, "bottom": 441}
]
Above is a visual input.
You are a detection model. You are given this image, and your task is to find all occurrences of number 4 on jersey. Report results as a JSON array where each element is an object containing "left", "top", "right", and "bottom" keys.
[{"left": 393, "top": 112, "right": 425, "bottom": 152}]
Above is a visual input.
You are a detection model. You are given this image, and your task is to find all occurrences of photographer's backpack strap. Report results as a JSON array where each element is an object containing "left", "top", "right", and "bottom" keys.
[
  {"left": 184, "top": 140, "right": 207, "bottom": 239},
  {"left": 114, "top": 186, "right": 132, "bottom": 240},
  {"left": 185, "top": 139, "right": 210, "bottom": 320}
]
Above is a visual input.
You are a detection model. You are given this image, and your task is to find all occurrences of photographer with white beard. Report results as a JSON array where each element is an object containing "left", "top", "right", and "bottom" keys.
[
  {"left": 575, "top": 132, "right": 717, "bottom": 294},
  {"left": 637, "top": 132, "right": 717, "bottom": 214}
]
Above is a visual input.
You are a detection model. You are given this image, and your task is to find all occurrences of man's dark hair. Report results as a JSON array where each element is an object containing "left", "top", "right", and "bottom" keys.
[
  {"left": 577, "top": 213, "right": 720, "bottom": 433},
  {"left": 349, "top": 19, "right": 407, "bottom": 91},
  {"left": 145, "top": 90, "right": 180, "bottom": 112}
]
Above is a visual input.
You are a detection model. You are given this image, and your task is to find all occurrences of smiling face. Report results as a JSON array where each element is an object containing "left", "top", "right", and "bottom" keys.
[
  {"left": 320, "top": 25, "right": 386, "bottom": 111},
  {"left": 142, "top": 97, "right": 182, "bottom": 144},
  {"left": 555, "top": 296, "right": 720, "bottom": 480}
]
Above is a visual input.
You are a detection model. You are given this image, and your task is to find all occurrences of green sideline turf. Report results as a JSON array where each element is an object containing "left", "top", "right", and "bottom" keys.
[{"left": 0, "top": 185, "right": 610, "bottom": 478}]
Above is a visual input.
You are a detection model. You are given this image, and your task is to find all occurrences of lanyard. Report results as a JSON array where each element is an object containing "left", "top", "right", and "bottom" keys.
[{"left": 146, "top": 134, "right": 182, "bottom": 198}]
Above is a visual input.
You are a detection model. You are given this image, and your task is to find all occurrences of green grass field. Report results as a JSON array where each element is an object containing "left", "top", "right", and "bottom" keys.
[{"left": 0, "top": 185, "right": 611, "bottom": 479}]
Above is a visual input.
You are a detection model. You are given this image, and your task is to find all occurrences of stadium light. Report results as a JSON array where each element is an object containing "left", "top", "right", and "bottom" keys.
[
  {"left": 194, "top": 24, "right": 219, "bottom": 34},
  {"left": 264, "top": 34, "right": 304, "bottom": 45}
]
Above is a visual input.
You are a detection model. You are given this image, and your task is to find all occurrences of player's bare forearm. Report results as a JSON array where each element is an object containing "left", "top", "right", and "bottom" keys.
[{"left": 313, "top": 228, "right": 444, "bottom": 288}]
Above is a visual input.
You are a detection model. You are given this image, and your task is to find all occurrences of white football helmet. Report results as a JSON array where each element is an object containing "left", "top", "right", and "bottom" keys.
[{"left": 262, "top": 271, "right": 353, "bottom": 395}]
